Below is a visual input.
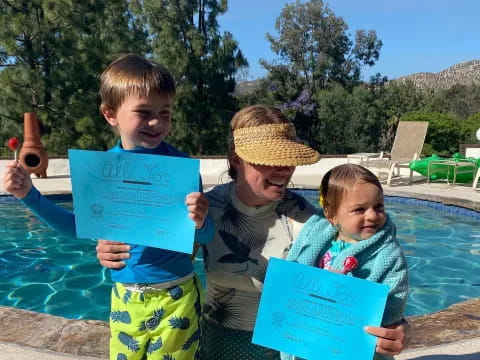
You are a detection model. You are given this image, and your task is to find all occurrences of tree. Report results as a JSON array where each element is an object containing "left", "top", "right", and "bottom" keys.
[
  {"left": 460, "top": 112, "right": 480, "bottom": 144},
  {"left": 262, "top": 0, "right": 382, "bottom": 95},
  {"left": 375, "top": 80, "right": 428, "bottom": 149},
  {"left": 311, "top": 84, "right": 390, "bottom": 154},
  {"left": 426, "top": 84, "right": 480, "bottom": 119},
  {"left": 244, "top": 0, "right": 383, "bottom": 154},
  {"left": 0, "top": 0, "right": 148, "bottom": 154},
  {"left": 313, "top": 85, "right": 356, "bottom": 153},
  {"left": 136, "top": 0, "right": 247, "bottom": 155}
]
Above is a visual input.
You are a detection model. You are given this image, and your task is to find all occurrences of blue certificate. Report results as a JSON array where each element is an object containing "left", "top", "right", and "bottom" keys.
[
  {"left": 68, "top": 149, "right": 200, "bottom": 253},
  {"left": 253, "top": 258, "right": 389, "bottom": 360}
]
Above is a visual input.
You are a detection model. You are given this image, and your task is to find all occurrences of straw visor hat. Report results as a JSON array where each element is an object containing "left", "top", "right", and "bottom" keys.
[{"left": 233, "top": 123, "right": 321, "bottom": 166}]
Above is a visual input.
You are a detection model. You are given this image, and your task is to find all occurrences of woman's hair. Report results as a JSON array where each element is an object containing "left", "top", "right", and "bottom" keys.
[
  {"left": 320, "top": 164, "right": 383, "bottom": 219},
  {"left": 100, "top": 54, "right": 175, "bottom": 113},
  {"left": 227, "top": 105, "right": 291, "bottom": 180}
]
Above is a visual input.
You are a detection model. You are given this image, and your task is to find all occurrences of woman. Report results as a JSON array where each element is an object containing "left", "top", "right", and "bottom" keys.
[{"left": 97, "top": 105, "right": 411, "bottom": 359}]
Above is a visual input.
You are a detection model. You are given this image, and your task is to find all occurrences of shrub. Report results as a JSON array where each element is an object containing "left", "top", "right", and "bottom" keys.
[{"left": 400, "top": 111, "right": 461, "bottom": 156}]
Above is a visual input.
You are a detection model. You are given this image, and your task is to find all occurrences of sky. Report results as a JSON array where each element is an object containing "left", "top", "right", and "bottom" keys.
[{"left": 218, "top": 0, "right": 480, "bottom": 81}]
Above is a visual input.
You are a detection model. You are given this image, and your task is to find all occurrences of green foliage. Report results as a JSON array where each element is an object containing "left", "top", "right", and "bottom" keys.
[
  {"left": 0, "top": 0, "right": 246, "bottom": 156},
  {"left": 400, "top": 111, "right": 461, "bottom": 156},
  {"left": 373, "top": 80, "right": 428, "bottom": 149},
  {"left": 460, "top": 113, "right": 480, "bottom": 144},
  {"left": 240, "top": 0, "right": 387, "bottom": 155},
  {"left": 310, "top": 84, "right": 389, "bottom": 154},
  {"left": 136, "top": 0, "right": 247, "bottom": 155},
  {"left": 0, "top": 0, "right": 477, "bottom": 157},
  {"left": 241, "top": 75, "right": 480, "bottom": 156},
  {"left": 313, "top": 85, "right": 357, "bottom": 154},
  {"left": 425, "top": 84, "right": 480, "bottom": 119},
  {"left": 238, "top": 0, "right": 480, "bottom": 157},
  {"left": 379, "top": 80, "right": 428, "bottom": 119},
  {"left": 0, "top": 0, "right": 148, "bottom": 154},
  {"left": 262, "top": 0, "right": 382, "bottom": 95}
]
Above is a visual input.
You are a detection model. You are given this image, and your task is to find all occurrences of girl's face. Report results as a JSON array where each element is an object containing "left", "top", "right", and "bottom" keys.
[
  {"left": 103, "top": 92, "right": 172, "bottom": 150},
  {"left": 328, "top": 181, "right": 386, "bottom": 243},
  {"left": 233, "top": 157, "right": 295, "bottom": 206}
]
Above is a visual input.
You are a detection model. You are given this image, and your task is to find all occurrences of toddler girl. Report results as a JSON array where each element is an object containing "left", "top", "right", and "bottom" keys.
[{"left": 285, "top": 164, "right": 408, "bottom": 360}]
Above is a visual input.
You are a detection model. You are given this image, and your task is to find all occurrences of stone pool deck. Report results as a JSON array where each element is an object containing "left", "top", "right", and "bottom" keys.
[
  {"left": 0, "top": 296, "right": 479, "bottom": 359},
  {"left": 0, "top": 158, "right": 479, "bottom": 359}
]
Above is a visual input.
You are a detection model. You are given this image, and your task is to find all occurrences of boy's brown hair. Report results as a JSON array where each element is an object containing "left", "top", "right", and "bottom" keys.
[
  {"left": 320, "top": 164, "right": 383, "bottom": 219},
  {"left": 100, "top": 54, "right": 176, "bottom": 113}
]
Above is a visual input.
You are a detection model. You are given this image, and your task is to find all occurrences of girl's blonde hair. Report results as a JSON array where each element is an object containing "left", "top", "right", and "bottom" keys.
[
  {"left": 320, "top": 164, "right": 383, "bottom": 219},
  {"left": 100, "top": 54, "right": 175, "bottom": 113},
  {"left": 227, "top": 105, "right": 290, "bottom": 180}
]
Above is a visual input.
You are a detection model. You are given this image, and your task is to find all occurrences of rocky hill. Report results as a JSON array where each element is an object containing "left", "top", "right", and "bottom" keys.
[
  {"left": 235, "top": 60, "right": 480, "bottom": 93},
  {"left": 396, "top": 60, "right": 480, "bottom": 89}
]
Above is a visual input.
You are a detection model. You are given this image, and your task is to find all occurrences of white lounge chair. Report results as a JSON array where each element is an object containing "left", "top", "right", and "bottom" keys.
[
  {"left": 473, "top": 167, "right": 480, "bottom": 191},
  {"left": 358, "top": 121, "right": 429, "bottom": 186}
]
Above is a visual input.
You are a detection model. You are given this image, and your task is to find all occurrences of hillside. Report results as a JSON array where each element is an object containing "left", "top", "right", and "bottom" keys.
[
  {"left": 235, "top": 59, "right": 480, "bottom": 93},
  {"left": 395, "top": 60, "right": 480, "bottom": 89}
]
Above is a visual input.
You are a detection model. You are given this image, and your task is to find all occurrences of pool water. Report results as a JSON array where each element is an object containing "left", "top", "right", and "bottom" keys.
[{"left": 0, "top": 194, "right": 479, "bottom": 321}]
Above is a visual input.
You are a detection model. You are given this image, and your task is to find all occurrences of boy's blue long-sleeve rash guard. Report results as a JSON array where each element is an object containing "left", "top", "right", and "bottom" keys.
[{"left": 21, "top": 141, "right": 214, "bottom": 283}]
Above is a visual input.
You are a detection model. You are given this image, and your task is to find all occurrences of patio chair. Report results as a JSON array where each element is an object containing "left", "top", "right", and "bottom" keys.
[
  {"left": 359, "top": 121, "right": 429, "bottom": 186},
  {"left": 473, "top": 167, "right": 480, "bottom": 191}
]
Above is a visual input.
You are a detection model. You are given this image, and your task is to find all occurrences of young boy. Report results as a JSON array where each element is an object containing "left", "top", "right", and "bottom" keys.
[{"left": 3, "top": 54, "right": 214, "bottom": 359}]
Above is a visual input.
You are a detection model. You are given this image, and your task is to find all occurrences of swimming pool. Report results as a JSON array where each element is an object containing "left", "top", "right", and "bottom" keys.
[{"left": 0, "top": 192, "right": 479, "bottom": 321}]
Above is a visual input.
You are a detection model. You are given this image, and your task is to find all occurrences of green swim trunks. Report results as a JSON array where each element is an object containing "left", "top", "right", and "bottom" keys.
[{"left": 110, "top": 276, "right": 203, "bottom": 360}]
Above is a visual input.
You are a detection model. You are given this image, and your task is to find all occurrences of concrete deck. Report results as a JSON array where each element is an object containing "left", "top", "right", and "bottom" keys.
[
  {"left": 0, "top": 158, "right": 479, "bottom": 359},
  {"left": 0, "top": 341, "right": 103, "bottom": 360}
]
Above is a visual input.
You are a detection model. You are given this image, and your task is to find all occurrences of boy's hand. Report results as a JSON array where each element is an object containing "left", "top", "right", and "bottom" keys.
[
  {"left": 365, "top": 321, "right": 411, "bottom": 355},
  {"left": 3, "top": 161, "right": 32, "bottom": 199},
  {"left": 185, "top": 192, "right": 209, "bottom": 229},
  {"left": 96, "top": 239, "right": 130, "bottom": 269}
]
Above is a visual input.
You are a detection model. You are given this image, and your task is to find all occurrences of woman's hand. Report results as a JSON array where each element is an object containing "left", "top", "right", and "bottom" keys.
[
  {"left": 186, "top": 192, "right": 209, "bottom": 229},
  {"left": 365, "top": 320, "right": 411, "bottom": 355},
  {"left": 96, "top": 239, "right": 130, "bottom": 269}
]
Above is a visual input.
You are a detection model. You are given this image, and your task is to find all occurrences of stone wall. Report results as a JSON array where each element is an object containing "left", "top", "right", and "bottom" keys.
[{"left": 1, "top": 298, "right": 479, "bottom": 358}]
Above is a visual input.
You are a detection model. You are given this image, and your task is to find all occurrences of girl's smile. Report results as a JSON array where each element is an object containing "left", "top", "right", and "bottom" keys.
[{"left": 330, "top": 181, "right": 386, "bottom": 243}]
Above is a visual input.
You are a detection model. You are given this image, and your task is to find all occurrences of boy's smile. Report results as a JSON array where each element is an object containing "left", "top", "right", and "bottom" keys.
[{"left": 103, "top": 92, "right": 172, "bottom": 150}]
